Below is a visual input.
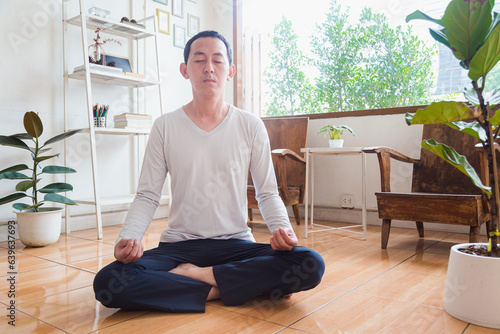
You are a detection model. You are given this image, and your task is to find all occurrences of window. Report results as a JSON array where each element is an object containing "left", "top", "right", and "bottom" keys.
[{"left": 238, "top": 0, "right": 500, "bottom": 117}]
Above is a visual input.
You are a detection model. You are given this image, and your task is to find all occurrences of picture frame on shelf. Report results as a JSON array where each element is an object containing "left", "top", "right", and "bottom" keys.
[
  {"left": 153, "top": 0, "right": 168, "bottom": 5},
  {"left": 157, "top": 9, "right": 170, "bottom": 34},
  {"left": 102, "top": 53, "right": 132, "bottom": 73},
  {"left": 172, "top": 0, "right": 184, "bottom": 18},
  {"left": 188, "top": 14, "right": 200, "bottom": 36},
  {"left": 174, "top": 25, "right": 186, "bottom": 48}
]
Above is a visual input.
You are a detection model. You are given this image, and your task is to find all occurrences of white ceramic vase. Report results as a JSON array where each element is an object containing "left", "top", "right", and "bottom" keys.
[
  {"left": 329, "top": 139, "right": 344, "bottom": 148},
  {"left": 444, "top": 243, "right": 500, "bottom": 329},
  {"left": 16, "top": 208, "right": 63, "bottom": 247}
]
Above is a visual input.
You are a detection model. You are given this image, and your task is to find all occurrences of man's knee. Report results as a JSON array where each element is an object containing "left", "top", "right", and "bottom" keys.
[
  {"left": 93, "top": 262, "right": 136, "bottom": 308},
  {"left": 283, "top": 248, "right": 325, "bottom": 290}
]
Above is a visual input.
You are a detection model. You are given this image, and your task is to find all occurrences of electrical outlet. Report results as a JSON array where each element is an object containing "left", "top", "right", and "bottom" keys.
[{"left": 341, "top": 194, "right": 354, "bottom": 209}]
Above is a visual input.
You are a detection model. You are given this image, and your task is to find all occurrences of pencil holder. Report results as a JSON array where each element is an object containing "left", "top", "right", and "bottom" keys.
[{"left": 94, "top": 117, "right": 107, "bottom": 128}]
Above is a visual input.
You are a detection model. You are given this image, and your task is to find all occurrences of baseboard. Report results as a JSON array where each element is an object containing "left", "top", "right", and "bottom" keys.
[
  {"left": 251, "top": 204, "right": 488, "bottom": 236},
  {"left": 0, "top": 205, "right": 169, "bottom": 243}
]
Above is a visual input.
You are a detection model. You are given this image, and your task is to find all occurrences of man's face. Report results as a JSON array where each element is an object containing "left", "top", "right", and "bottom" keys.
[{"left": 180, "top": 37, "right": 235, "bottom": 96}]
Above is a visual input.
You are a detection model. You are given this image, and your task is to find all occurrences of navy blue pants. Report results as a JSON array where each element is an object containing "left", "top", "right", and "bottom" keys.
[{"left": 93, "top": 239, "right": 325, "bottom": 313}]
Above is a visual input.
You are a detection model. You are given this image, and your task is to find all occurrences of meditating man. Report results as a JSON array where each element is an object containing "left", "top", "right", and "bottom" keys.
[{"left": 93, "top": 30, "right": 325, "bottom": 312}]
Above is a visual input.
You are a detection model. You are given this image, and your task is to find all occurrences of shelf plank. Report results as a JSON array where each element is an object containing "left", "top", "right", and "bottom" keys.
[
  {"left": 69, "top": 70, "right": 159, "bottom": 87},
  {"left": 67, "top": 14, "right": 154, "bottom": 40},
  {"left": 75, "top": 194, "right": 169, "bottom": 206},
  {"left": 85, "top": 128, "right": 151, "bottom": 135}
]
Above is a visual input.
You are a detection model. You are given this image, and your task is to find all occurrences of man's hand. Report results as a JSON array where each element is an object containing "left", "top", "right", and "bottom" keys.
[
  {"left": 270, "top": 228, "right": 298, "bottom": 251},
  {"left": 114, "top": 238, "right": 144, "bottom": 264}
]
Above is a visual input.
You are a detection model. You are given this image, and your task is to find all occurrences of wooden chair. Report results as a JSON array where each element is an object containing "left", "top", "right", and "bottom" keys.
[
  {"left": 247, "top": 117, "right": 309, "bottom": 225},
  {"left": 363, "top": 123, "right": 489, "bottom": 249}
]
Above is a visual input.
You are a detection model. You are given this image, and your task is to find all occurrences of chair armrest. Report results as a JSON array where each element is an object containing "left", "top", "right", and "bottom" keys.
[
  {"left": 362, "top": 146, "right": 420, "bottom": 192},
  {"left": 271, "top": 149, "right": 306, "bottom": 164},
  {"left": 271, "top": 149, "right": 305, "bottom": 200},
  {"left": 362, "top": 146, "right": 420, "bottom": 164}
]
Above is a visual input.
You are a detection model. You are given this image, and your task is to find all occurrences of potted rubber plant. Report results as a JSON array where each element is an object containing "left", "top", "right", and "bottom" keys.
[
  {"left": 0, "top": 111, "right": 82, "bottom": 247},
  {"left": 406, "top": 0, "right": 500, "bottom": 328},
  {"left": 317, "top": 124, "right": 355, "bottom": 148}
]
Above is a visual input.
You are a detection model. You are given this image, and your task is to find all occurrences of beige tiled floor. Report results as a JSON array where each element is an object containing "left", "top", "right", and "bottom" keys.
[{"left": 1, "top": 217, "right": 499, "bottom": 334}]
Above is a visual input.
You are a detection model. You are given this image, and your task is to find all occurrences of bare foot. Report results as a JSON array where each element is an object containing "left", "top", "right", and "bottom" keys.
[
  {"left": 169, "top": 263, "right": 217, "bottom": 287},
  {"left": 207, "top": 287, "right": 220, "bottom": 301}
]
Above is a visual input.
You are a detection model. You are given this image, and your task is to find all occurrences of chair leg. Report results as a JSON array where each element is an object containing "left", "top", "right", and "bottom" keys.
[
  {"left": 416, "top": 221, "right": 424, "bottom": 237},
  {"left": 292, "top": 204, "right": 301, "bottom": 225},
  {"left": 469, "top": 226, "right": 480, "bottom": 243},
  {"left": 381, "top": 219, "right": 391, "bottom": 249},
  {"left": 248, "top": 208, "right": 253, "bottom": 222}
]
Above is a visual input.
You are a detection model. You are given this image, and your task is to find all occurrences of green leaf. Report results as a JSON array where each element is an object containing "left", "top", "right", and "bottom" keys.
[
  {"left": 23, "top": 111, "right": 43, "bottom": 138},
  {"left": 20, "top": 202, "right": 44, "bottom": 211},
  {"left": 0, "top": 193, "right": 28, "bottom": 205},
  {"left": 0, "top": 164, "right": 30, "bottom": 174},
  {"left": 16, "top": 180, "right": 37, "bottom": 192},
  {"left": 39, "top": 182, "right": 73, "bottom": 194},
  {"left": 429, "top": 27, "right": 451, "bottom": 49},
  {"left": 484, "top": 87, "right": 500, "bottom": 107},
  {"left": 469, "top": 21, "right": 500, "bottom": 81},
  {"left": 0, "top": 135, "right": 31, "bottom": 151},
  {"left": 463, "top": 87, "right": 479, "bottom": 105},
  {"left": 13, "top": 203, "right": 31, "bottom": 211},
  {"left": 34, "top": 154, "right": 60, "bottom": 163},
  {"left": 406, "top": 101, "right": 475, "bottom": 125},
  {"left": 41, "top": 165, "right": 76, "bottom": 174},
  {"left": 44, "top": 193, "right": 77, "bottom": 205},
  {"left": 447, "top": 121, "right": 487, "bottom": 141},
  {"left": 0, "top": 172, "right": 30, "bottom": 180},
  {"left": 11, "top": 133, "right": 33, "bottom": 140},
  {"left": 43, "top": 129, "right": 83, "bottom": 146},
  {"left": 488, "top": 108, "right": 500, "bottom": 126},
  {"left": 441, "top": 0, "right": 493, "bottom": 64},
  {"left": 406, "top": 10, "right": 442, "bottom": 25},
  {"left": 422, "top": 139, "right": 491, "bottom": 194}
]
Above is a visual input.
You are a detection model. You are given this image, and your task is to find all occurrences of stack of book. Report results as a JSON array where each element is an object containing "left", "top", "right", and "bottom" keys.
[
  {"left": 73, "top": 63, "right": 123, "bottom": 75},
  {"left": 113, "top": 113, "right": 152, "bottom": 130}
]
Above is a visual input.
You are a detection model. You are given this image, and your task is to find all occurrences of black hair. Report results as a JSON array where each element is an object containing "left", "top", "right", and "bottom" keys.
[{"left": 183, "top": 30, "right": 233, "bottom": 65}]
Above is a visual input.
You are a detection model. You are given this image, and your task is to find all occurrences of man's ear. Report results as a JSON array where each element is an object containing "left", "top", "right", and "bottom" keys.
[
  {"left": 180, "top": 63, "right": 189, "bottom": 79},
  {"left": 227, "top": 64, "right": 236, "bottom": 81}
]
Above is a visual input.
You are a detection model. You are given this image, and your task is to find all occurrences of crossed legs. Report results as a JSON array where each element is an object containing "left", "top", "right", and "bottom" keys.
[{"left": 94, "top": 239, "right": 325, "bottom": 312}]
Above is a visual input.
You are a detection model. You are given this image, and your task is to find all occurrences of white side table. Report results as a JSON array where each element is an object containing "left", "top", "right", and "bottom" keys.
[{"left": 300, "top": 147, "right": 367, "bottom": 240}]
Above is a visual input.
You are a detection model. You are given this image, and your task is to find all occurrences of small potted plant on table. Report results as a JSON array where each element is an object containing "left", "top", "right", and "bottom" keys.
[
  {"left": 317, "top": 124, "right": 355, "bottom": 148},
  {"left": 0, "top": 112, "right": 81, "bottom": 247}
]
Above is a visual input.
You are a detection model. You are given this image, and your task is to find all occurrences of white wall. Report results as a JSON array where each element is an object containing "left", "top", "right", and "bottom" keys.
[
  {"left": 0, "top": 0, "right": 472, "bottom": 237},
  {"left": 0, "top": 0, "right": 233, "bottom": 230}
]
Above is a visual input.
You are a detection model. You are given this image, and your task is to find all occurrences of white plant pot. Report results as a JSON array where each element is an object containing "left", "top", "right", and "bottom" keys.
[
  {"left": 329, "top": 139, "right": 344, "bottom": 148},
  {"left": 444, "top": 243, "right": 500, "bottom": 329},
  {"left": 16, "top": 207, "right": 63, "bottom": 247}
]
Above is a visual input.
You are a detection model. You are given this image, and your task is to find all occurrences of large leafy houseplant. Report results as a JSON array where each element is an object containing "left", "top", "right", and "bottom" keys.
[
  {"left": 0, "top": 111, "right": 81, "bottom": 211},
  {"left": 405, "top": 0, "right": 500, "bottom": 254}
]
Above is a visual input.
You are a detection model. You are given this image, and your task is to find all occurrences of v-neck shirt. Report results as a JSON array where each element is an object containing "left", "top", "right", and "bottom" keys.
[{"left": 117, "top": 105, "right": 292, "bottom": 243}]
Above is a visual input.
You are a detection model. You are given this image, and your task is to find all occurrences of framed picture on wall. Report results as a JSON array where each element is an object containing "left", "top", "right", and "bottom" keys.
[
  {"left": 174, "top": 25, "right": 186, "bottom": 48},
  {"left": 153, "top": 0, "right": 168, "bottom": 5},
  {"left": 157, "top": 8, "right": 170, "bottom": 34},
  {"left": 172, "top": 0, "right": 184, "bottom": 18},
  {"left": 188, "top": 14, "right": 200, "bottom": 36}
]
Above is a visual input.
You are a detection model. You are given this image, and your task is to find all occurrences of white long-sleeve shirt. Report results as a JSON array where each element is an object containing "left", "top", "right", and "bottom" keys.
[{"left": 117, "top": 105, "right": 292, "bottom": 243}]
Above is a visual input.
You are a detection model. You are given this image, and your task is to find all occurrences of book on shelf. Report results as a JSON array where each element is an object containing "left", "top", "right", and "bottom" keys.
[
  {"left": 114, "top": 121, "right": 152, "bottom": 129},
  {"left": 73, "top": 63, "right": 123, "bottom": 74},
  {"left": 114, "top": 113, "right": 152, "bottom": 120},
  {"left": 113, "top": 117, "right": 152, "bottom": 123}
]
